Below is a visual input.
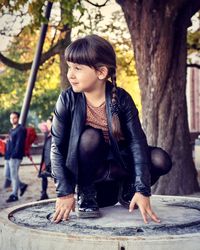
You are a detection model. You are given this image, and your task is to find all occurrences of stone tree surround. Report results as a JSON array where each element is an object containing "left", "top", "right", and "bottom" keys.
[{"left": 0, "top": 195, "right": 200, "bottom": 250}]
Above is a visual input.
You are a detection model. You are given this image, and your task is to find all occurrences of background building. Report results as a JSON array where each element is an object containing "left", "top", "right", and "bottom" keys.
[{"left": 187, "top": 54, "right": 200, "bottom": 133}]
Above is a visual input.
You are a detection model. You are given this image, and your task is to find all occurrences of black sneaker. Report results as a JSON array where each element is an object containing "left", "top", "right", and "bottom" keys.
[
  {"left": 78, "top": 186, "right": 100, "bottom": 218},
  {"left": 20, "top": 184, "right": 28, "bottom": 196},
  {"left": 6, "top": 194, "right": 18, "bottom": 203},
  {"left": 38, "top": 192, "right": 49, "bottom": 201},
  {"left": 38, "top": 171, "right": 52, "bottom": 178},
  {"left": 118, "top": 181, "right": 136, "bottom": 208}
]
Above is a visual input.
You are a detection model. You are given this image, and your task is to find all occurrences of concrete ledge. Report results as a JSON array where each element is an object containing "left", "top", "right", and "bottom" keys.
[{"left": 1, "top": 195, "right": 200, "bottom": 250}]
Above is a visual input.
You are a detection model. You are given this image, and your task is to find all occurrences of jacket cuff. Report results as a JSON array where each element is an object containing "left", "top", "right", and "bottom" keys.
[
  {"left": 57, "top": 192, "right": 74, "bottom": 197},
  {"left": 134, "top": 176, "right": 151, "bottom": 197},
  {"left": 54, "top": 178, "right": 75, "bottom": 197}
]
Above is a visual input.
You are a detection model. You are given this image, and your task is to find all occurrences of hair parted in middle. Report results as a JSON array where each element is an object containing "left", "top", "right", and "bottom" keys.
[{"left": 65, "top": 34, "right": 122, "bottom": 140}]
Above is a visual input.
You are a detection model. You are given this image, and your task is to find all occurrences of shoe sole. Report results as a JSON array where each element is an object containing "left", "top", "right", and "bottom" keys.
[
  {"left": 118, "top": 182, "right": 140, "bottom": 209},
  {"left": 118, "top": 183, "right": 130, "bottom": 209},
  {"left": 118, "top": 195, "right": 139, "bottom": 209},
  {"left": 118, "top": 196, "right": 130, "bottom": 209},
  {"left": 77, "top": 210, "right": 100, "bottom": 218},
  {"left": 6, "top": 198, "right": 18, "bottom": 203}
]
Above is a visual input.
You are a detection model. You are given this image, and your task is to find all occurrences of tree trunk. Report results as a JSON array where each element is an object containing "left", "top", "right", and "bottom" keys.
[
  {"left": 58, "top": 25, "right": 71, "bottom": 89},
  {"left": 117, "top": 0, "right": 200, "bottom": 194}
]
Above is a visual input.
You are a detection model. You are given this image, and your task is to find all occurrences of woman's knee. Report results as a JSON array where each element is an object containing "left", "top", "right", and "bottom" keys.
[
  {"left": 149, "top": 146, "right": 172, "bottom": 175},
  {"left": 79, "top": 127, "right": 104, "bottom": 153}
]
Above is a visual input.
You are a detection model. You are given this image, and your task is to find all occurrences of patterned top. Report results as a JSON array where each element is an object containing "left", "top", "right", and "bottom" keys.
[{"left": 85, "top": 101, "right": 109, "bottom": 143}]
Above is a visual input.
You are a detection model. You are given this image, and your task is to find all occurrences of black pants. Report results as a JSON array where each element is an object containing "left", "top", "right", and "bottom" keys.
[
  {"left": 78, "top": 126, "right": 172, "bottom": 207},
  {"left": 41, "top": 177, "right": 48, "bottom": 194}
]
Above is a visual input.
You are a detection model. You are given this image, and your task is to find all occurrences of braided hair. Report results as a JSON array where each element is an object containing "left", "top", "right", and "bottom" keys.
[
  {"left": 110, "top": 71, "right": 122, "bottom": 140},
  {"left": 65, "top": 34, "right": 122, "bottom": 140}
]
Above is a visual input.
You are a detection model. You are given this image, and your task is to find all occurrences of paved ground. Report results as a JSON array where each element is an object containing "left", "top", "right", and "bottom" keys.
[
  {"left": 0, "top": 157, "right": 200, "bottom": 212},
  {"left": 0, "top": 157, "right": 56, "bottom": 211}
]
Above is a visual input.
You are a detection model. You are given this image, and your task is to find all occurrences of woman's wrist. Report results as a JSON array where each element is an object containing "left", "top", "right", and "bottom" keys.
[{"left": 58, "top": 194, "right": 74, "bottom": 199}]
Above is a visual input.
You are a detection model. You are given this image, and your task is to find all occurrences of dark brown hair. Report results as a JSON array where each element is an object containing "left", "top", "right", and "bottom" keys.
[
  {"left": 10, "top": 111, "right": 20, "bottom": 118},
  {"left": 65, "top": 34, "right": 122, "bottom": 140}
]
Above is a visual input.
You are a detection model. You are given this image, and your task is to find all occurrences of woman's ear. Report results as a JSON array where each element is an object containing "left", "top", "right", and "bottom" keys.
[{"left": 97, "top": 66, "right": 109, "bottom": 80}]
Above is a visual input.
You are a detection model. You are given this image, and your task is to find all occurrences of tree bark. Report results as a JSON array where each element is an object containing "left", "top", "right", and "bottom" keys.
[
  {"left": 58, "top": 25, "right": 71, "bottom": 89},
  {"left": 187, "top": 63, "right": 200, "bottom": 69},
  {"left": 117, "top": 0, "right": 200, "bottom": 194}
]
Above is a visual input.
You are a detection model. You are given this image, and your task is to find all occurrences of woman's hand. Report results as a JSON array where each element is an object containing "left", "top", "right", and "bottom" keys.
[
  {"left": 129, "top": 192, "right": 160, "bottom": 224},
  {"left": 52, "top": 194, "right": 75, "bottom": 223}
]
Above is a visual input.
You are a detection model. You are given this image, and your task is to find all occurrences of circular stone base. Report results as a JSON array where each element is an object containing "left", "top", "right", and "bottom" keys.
[{"left": 1, "top": 195, "right": 200, "bottom": 250}]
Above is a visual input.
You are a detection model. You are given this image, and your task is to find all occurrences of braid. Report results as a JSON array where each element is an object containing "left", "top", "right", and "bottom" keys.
[{"left": 110, "top": 71, "right": 122, "bottom": 141}]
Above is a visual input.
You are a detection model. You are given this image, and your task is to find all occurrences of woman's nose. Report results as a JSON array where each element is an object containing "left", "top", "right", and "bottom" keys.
[{"left": 67, "top": 69, "right": 75, "bottom": 79}]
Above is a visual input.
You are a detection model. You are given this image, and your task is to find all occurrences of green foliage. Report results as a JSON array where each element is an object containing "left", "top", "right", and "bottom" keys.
[
  {"left": 0, "top": 63, "right": 60, "bottom": 133},
  {"left": 187, "top": 11, "right": 200, "bottom": 55},
  {"left": 0, "top": 67, "right": 26, "bottom": 95},
  {"left": 187, "top": 29, "right": 200, "bottom": 53},
  {"left": 0, "top": 0, "right": 86, "bottom": 32},
  {"left": 0, "top": 1, "right": 142, "bottom": 133},
  {"left": 0, "top": 109, "right": 13, "bottom": 134},
  {"left": 0, "top": 30, "right": 61, "bottom": 133},
  {"left": 0, "top": 65, "right": 27, "bottom": 133}
]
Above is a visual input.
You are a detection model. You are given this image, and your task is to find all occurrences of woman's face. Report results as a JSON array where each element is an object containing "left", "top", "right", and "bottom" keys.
[
  {"left": 46, "top": 119, "right": 52, "bottom": 132},
  {"left": 67, "top": 62, "right": 103, "bottom": 93}
]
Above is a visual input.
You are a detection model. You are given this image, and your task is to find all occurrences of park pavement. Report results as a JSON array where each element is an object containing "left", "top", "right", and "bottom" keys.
[
  {"left": 0, "top": 156, "right": 56, "bottom": 211},
  {"left": 0, "top": 157, "right": 200, "bottom": 211}
]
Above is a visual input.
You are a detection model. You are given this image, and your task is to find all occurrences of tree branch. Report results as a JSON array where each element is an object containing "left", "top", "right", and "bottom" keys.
[
  {"left": 187, "top": 0, "right": 200, "bottom": 18},
  {"left": 166, "top": 0, "right": 200, "bottom": 14},
  {"left": 0, "top": 42, "right": 61, "bottom": 71},
  {"left": 187, "top": 63, "right": 200, "bottom": 69},
  {"left": 84, "top": 0, "right": 110, "bottom": 7},
  {"left": 187, "top": 44, "right": 200, "bottom": 51}
]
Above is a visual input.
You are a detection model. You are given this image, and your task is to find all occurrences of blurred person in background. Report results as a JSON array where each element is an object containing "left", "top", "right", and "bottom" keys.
[
  {"left": 38, "top": 116, "right": 53, "bottom": 200},
  {"left": 4, "top": 111, "right": 28, "bottom": 203}
]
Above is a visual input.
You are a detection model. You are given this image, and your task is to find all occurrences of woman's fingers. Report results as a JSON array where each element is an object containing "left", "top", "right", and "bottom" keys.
[
  {"left": 129, "top": 193, "right": 161, "bottom": 224},
  {"left": 129, "top": 199, "right": 136, "bottom": 212},
  {"left": 140, "top": 209, "right": 148, "bottom": 224},
  {"left": 139, "top": 205, "right": 160, "bottom": 224},
  {"left": 53, "top": 196, "right": 75, "bottom": 223},
  {"left": 63, "top": 209, "right": 71, "bottom": 221},
  {"left": 53, "top": 208, "right": 65, "bottom": 223},
  {"left": 52, "top": 208, "right": 60, "bottom": 222},
  {"left": 147, "top": 209, "right": 161, "bottom": 223},
  {"left": 140, "top": 208, "right": 160, "bottom": 224},
  {"left": 72, "top": 201, "right": 75, "bottom": 212}
]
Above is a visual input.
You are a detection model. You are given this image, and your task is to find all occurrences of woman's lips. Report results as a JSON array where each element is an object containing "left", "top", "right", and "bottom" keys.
[{"left": 70, "top": 82, "right": 78, "bottom": 86}]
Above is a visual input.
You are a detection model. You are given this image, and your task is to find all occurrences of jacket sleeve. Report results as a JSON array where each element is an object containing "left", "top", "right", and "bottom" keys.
[
  {"left": 51, "top": 90, "right": 75, "bottom": 197},
  {"left": 120, "top": 89, "right": 151, "bottom": 196},
  {"left": 11, "top": 127, "right": 26, "bottom": 158}
]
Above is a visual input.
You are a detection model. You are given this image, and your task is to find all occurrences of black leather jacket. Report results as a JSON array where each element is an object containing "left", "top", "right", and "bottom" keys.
[{"left": 51, "top": 82, "right": 151, "bottom": 197}]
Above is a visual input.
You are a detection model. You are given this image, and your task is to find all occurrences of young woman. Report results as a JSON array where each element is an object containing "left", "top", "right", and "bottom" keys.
[{"left": 51, "top": 34, "right": 172, "bottom": 224}]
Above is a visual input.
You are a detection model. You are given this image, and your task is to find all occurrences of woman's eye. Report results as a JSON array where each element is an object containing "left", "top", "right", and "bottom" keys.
[{"left": 75, "top": 67, "right": 81, "bottom": 70}]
